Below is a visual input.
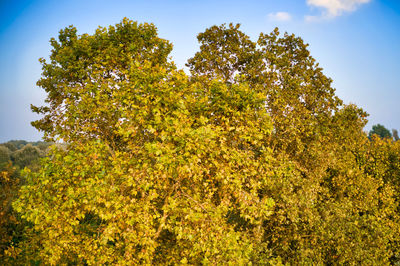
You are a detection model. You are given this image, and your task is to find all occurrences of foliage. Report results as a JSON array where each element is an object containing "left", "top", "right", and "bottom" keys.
[
  {"left": 11, "top": 144, "right": 43, "bottom": 170},
  {"left": 369, "top": 123, "right": 392, "bottom": 139},
  {"left": 10, "top": 18, "right": 400, "bottom": 264},
  {"left": 362, "top": 136, "right": 400, "bottom": 263},
  {"left": 0, "top": 146, "right": 11, "bottom": 171},
  {"left": 0, "top": 140, "right": 52, "bottom": 264},
  {"left": 15, "top": 19, "right": 275, "bottom": 264},
  {"left": 3, "top": 140, "right": 29, "bottom": 151},
  {"left": 0, "top": 165, "right": 25, "bottom": 263},
  {"left": 0, "top": 140, "right": 52, "bottom": 171},
  {"left": 187, "top": 24, "right": 399, "bottom": 263}
]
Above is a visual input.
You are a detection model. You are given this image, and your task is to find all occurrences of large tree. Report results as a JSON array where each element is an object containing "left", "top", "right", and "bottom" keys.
[
  {"left": 14, "top": 19, "right": 276, "bottom": 264},
  {"left": 13, "top": 19, "right": 400, "bottom": 264},
  {"left": 188, "top": 24, "right": 400, "bottom": 263}
]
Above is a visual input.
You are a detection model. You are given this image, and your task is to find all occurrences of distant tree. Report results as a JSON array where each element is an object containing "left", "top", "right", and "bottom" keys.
[
  {"left": 0, "top": 146, "right": 11, "bottom": 170},
  {"left": 6, "top": 141, "right": 28, "bottom": 150},
  {"left": 35, "top": 142, "right": 52, "bottom": 151},
  {"left": 392, "top": 129, "right": 399, "bottom": 141},
  {"left": 369, "top": 124, "right": 392, "bottom": 139},
  {"left": 11, "top": 144, "right": 42, "bottom": 170},
  {"left": 1, "top": 143, "right": 17, "bottom": 152}
]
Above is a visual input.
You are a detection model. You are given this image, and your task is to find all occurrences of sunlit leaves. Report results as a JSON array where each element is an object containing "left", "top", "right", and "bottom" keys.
[{"left": 13, "top": 18, "right": 400, "bottom": 265}]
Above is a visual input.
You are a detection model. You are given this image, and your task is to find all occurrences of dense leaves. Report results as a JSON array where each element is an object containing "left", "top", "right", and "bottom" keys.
[
  {"left": 7, "top": 18, "right": 400, "bottom": 264},
  {"left": 0, "top": 146, "right": 10, "bottom": 170},
  {"left": 0, "top": 141, "right": 52, "bottom": 264}
]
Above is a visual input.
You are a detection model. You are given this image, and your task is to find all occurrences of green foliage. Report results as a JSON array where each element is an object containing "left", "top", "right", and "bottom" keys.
[
  {"left": 187, "top": 24, "right": 342, "bottom": 157},
  {"left": 15, "top": 19, "right": 276, "bottom": 264},
  {"left": 369, "top": 123, "right": 392, "bottom": 139},
  {"left": 10, "top": 18, "right": 400, "bottom": 264},
  {"left": 31, "top": 18, "right": 173, "bottom": 144}
]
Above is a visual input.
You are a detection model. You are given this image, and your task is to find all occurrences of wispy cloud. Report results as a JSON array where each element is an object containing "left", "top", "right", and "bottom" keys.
[
  {"left": 306, "top": 0, "right": 371, "bottom": 21},
  {"left": 268, "top": 11, "right": 292, "bottom": 22}
]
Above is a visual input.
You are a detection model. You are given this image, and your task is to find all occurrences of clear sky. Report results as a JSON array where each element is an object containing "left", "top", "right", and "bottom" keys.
[{"left": 0, "top": 0, "right": 399, "bottom": 142}]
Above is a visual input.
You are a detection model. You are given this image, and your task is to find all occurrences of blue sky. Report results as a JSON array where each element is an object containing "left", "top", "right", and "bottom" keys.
[{"left": 0, "top": 0, "right": 399, "bottom": 142}]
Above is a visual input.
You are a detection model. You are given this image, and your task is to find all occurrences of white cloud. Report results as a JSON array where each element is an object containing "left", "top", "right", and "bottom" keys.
[
  {"left": 268, "top": 12, "right": 292, "bottom": 22},
  {"left": 306, "top": 0, "right": 370, "bottom": 18}
]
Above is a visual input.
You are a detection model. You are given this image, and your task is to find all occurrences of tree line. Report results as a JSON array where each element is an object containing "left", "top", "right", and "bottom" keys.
[
  {"left": 2, "top": 18, "right": 400, "bottom": 264},
  {"left": 0, "top": 140, "right": 53, "bottom": 171}
]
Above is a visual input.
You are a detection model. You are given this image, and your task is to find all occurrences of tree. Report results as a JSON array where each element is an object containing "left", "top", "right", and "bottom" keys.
[
  {"left": 369, "top": 124, "right": 392, "bottom": 139},
  {"left": 13, "top": 19, "right": 400, "bottom": 264},
  {"left": 186, "top": 23, "right": 399, "bottom": 263},
  {"left": 5, "top": 141, "right": 28, "bottom": 150},
  {"left": 11, "top": 144, "right": 43, "bottom": 170},
  {"left": 188, "top": 25, "right": 344, "bottom": 160},
  {"left": 392, "top": 129, "right": 399, "bottom": 141},
  {"left": 14, "top": 19, "right": 276, "bottom": 264},
  {"left": 0, "top": 146, "right": 10, "bottom": 171},
  {"left": 1, "top": 143, "right": 17, "bottom": 152}
]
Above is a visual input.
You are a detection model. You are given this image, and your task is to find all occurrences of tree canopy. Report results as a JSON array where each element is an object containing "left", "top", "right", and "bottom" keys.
[
  {"left": 369, "top": 124, "right": 392, "bottom": 139},
  {"left": 9, "top": 18, "right": 400, "bottom": 264}
]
